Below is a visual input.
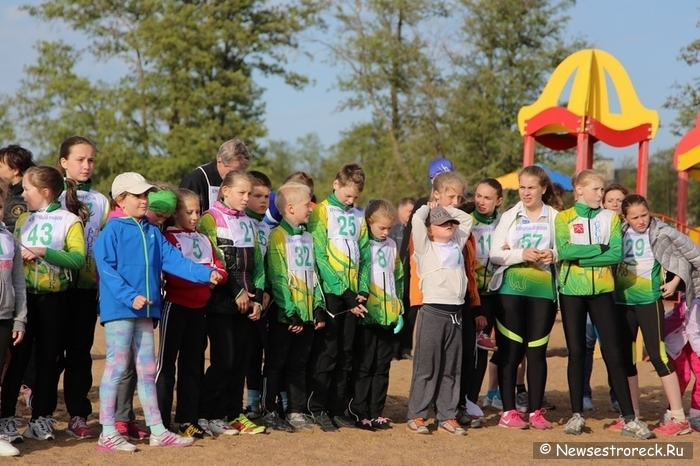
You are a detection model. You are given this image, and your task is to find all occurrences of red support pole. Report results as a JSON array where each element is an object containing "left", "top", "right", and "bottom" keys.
[
  {"left": 576, "top": 131, "right": 590, "bottom": 173},
  {"left": 637, "top": 140, "right": 649, "bottom": 197},
  {"left": 677, "top": 170, "right": 689, "bottom": 227},
  {"left": 523, "top": 134, "right": 535, "bottom": 166},
  {"left": 587, "top": 137, "right": 595, "bottom": 169}
]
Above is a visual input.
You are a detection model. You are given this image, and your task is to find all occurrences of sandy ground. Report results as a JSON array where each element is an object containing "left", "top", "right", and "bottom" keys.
[{"left": 8, "top": 314, "right": 700, "bottom": 465}]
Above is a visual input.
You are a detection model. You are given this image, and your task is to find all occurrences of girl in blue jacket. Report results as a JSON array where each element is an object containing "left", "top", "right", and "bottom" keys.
[{"left": 94, "top": 172, "right": 222, "bottom": 452}]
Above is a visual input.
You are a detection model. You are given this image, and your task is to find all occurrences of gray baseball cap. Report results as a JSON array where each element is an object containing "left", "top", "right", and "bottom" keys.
[{"left": 429, "top": 206, "right": 459, "bottom": 226}]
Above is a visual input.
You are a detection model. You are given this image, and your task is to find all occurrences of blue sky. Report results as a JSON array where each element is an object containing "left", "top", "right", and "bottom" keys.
[{"left": 1, "top": 0, "right": 698, "bottom": 164}]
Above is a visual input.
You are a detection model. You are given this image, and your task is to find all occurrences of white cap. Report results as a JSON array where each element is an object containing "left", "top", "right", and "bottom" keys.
[{"left": 111, "top": 172, "right": 155, "bottom": 199}]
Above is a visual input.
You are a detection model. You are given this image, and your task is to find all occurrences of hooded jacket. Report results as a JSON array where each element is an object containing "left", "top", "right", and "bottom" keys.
[
  {"left": 0, "top": 223, "right": 27, "bottom": 332},
  {"left": 94, "top": 213, "right": 214, "bottom": 324}
]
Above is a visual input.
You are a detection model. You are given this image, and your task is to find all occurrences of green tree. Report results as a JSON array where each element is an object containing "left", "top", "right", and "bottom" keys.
[
  {"left": 10, "top": 0, "right": 323, "bottom": 192},
  {"left": 665, "top": 15, "right": 700, "bottom": 134}
]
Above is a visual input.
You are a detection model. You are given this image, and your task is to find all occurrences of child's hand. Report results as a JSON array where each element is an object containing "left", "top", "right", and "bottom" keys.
[
  {"left": 263, "top": 292, "right": 271, "bottom": 309},
  {"left": 351, "top": 304, "right": 368, "bottom": 318},
  {"left": 209, "top": 271, "right": 223, "bottom": 285},
  {"left": 522, "top": 248, "right": 540, "bottom": 262},
  {"left": 133, "top": 295, "right": 151, "bottom": 310},
  {"left": 539, "top": 249, "right": 554, "bottom": 265},
  {"left": 502, "top": 244, "right": 511, "bottom": 251},
  {"left": 236, "top": 292, "right": 251, "bottom": 313},
  {"left": 427, "top": 201, "right": 439, "bottom": 209},
  {"left": 248, "top": 303, "right": 262, "bottom": 321},
  {"left": 12, "top": 331, "right": 24, "bottom": 346},
  {"left": 474, "top": 315, "right": 487, "bottom": 332},
  {"left": 660, "top": 280, "right": 679, "bottom": 298},
  {"left": 288, "top": 324, "right": 303, "bottom": 334},
  {"left": 314, "top": 319, "right": 325, "bottom": 330},
  {"left": 356, "top": 294, "right": 367, "bottom": 304},
  {"left": 21, "top": 247, "right": 46, "bottom": 262}
]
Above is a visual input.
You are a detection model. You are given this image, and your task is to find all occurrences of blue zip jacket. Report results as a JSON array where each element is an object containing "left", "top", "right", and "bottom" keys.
[{"left": 94, "top": 215, "right": 214, "bottom": 324}]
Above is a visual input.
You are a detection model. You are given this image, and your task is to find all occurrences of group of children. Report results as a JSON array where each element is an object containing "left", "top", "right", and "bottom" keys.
[{"left": 0, "top": 136, "right": 697, "bottom": 456}]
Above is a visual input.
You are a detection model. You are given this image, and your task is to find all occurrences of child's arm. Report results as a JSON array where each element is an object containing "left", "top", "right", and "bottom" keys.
[
  {"left": 394, "top": 243, "right": 405, "bottom": 313},
  {"left": 159, "top": 228, "right": 215, "bottom": 285},
  {"left": 252, "top": 235, "right": 265, "bottom": 304},
  {"left": 578, "top": 214, "right": 623, "bottom": 267},
  {"left": 445, "top": 206, "right": 473, "bottom": 249},
  {"left": 312, "top": 269, "right": 326, "bottom": 326},
  {"left": 43, "top": 222, "right": 86, "bottom": 269},
  {"left": 11, "top": 239, "right": 27, "bottom": 334},
  {"left": 208, "top": 237, "right": 228, "bottom": 284},
  {"left": 411, "top": 205, "right": 431, "bottom": 255},
  {"left": 555, "top": 212, "right": 613, "bottom": 262},
  {"left": 197, "top": 213, "right": 224, "bottom": 263},
  {"left": 268, "top": 232, "right": 297, "bottom": 320},
  {"left": 358, "top": 217, "right": 371, "bottom": 296},
  {"left": 94, "top": 225, "right": 143, "bottom": 308},
  {"left": 488, "top": 213, "right": 525, "bottom": 266},
  {"left": 308, "top": 205, "right": 344, "bottom": 293}
]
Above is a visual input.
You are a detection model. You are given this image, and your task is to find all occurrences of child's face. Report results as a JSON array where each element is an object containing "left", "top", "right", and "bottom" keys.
[
  {"left": 119, "top": 192, "right": 149, "bottom": 218},
  {"left": 285, "top": 192, "right": 312, "bottom": 226},
  {"left": 248, "top": 185, "right": 271, "bottom": 215},
  {"left": 428, "top": 222, "right": 456, "bottom": 243},
  {"left": 332, "top": 181, "right": 361, "bottom": 207},
  {"left": 518, "top": 175, "right": 545, "bottom": 208},
  {"left": 222, "top": 179, "right": 252, "bottom": 211},
  {"left": 369, "top": 215, "right": 394, "bottom": 241},
  {"left": 623, "top": 203, "right": 650, "bottom": 234},
  {"left": 475, "top": 184, "right": 502, "bottom": 216},
  {"left": 603, "top": 189, "right": 625, "bottom": 214},
  {"left": 146, "top": 209, "right": 171, "bottom": 226},
  {"left": 22, "top": 178, "right": 49, "bottom": 211},
  {"left": 61, "top": 144, "right": 95, "bottom": 183},
  {"left": 174, "top": 197, "right": 201, "bottom": 230},
  {"left": 432, "top": 187, "right": 461, "bottom": 207},
  {"left": 577, "top": 180, "right": 604, "bottom": 209}
]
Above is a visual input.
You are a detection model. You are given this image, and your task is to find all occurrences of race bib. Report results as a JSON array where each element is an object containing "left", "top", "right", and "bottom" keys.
[
  {"left": 472, "top": 224, "right": 494, "bottom": 266},
  {"left": 287, "top": 234, "right": 314, "bottom": 272},
  {"left": 371, "top": 240, "right": 397, "bottom": 298},
  {"left": 513, "top": 221, "right": 551, "bottom": 251},
  {"left": 173, "top": 232, "right": 213, "bottom": 265},
  {"left": 326, "top": 206, "right": 361, "bottom": 265},
  {"left": 439, "top": 241, "right": 462, "bottom": 269},
  {"left": 0, "top": 233, "right": 14, "bottom": 262},
  {"left": 622, "top": 230, "right": 654, "bottom": 279},
  {"left": 208, "top": 186, "right": 220, "bottom": 210},
  {"left": 223, "top": 216, "right": 256, "bottom": 248},
  {"left": 255, "top": 220, "right": 271, "bottom": 256},
  {"left": 20, "top": 211, "right": 74, "bottom": 251}
]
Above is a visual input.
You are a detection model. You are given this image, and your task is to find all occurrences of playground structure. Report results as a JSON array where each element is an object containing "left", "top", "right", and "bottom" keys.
[
  {"left": 517, "top": 49, "right": 659, "bottom": 197},
  {"left": 674, "top": 114, "right": 700, "bottom": 241}
]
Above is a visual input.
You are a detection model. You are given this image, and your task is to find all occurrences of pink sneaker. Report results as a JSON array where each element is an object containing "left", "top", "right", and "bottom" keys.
[
  {"left": 476, "top": 332, "right": 498, "bottom": 351},
  {"left": 529, "top": 409, "right": 552, "bottom": 430},
  {"left": 653, "top": 418, "right": 692, "bottom": 436},
  {"left": 499, "top": 409, "right": 529, "bottom": 429},
  {"left": 607, "top": 417, "right": 624, "bottom": 431},
  {"left": 67, "top": 416, "right": 96, "bottom": 439},
  {"left": 116, "top": 420, "right": 149, "bottom": 441},
  {"left": 19, "top": 385, "right": 32, "bottom": 409}
]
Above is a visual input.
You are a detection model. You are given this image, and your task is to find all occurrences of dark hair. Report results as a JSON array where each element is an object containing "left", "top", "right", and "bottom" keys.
[
  {"left": 335, "top": 163, "right": 365, "bottom": 191},
  {"left": 604, "top": 182, "right": 630, "bottom": 199},
  {"left": 398, "top": 197, "right": 416, "bottom": 207},
  {"left": 519, "top": 165, "right": 562, "bottom": 210},
  {"left": 248, "top": 170, "right": 272, "bottom": 189},
  {"left": 476, "top": 178, "right": 504, "bottom": 199},
  {"left": 0, "top": 178, "right": 8, "bottom": 201},
  {"left": 621, "top": 193, "right": 649, "bottom": 217},
  {"left": 284, "top": 171, "right": 314, "bottom": 194},
  {"left": 56, "top": 136, "right": 97, "bottom": 177},
  {"left": 0, "top": 145, "right": 35, "bottom": 178},
  {"left": 25, "top": 166, "right": 90, "bottom": 223}
]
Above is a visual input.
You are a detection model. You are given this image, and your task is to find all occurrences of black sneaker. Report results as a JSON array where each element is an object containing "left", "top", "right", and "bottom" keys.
[
  {"left": 371, "top": 417, "right": 392, "bottom": 430},
  {"left": 179, "top": 422, "right": 207, "bottom": 439},
  {"left": 244, "top": 406, "right": 261, "bottom": 420},
  {"left": 313, "top": 412, "right": 339, "bottom": 432},
  {"left": 457, "top": 407, "right": 471, "bottom": 426},
  {"left": 542, "top": 395, "right": 556, "bottom": 410},
  {"left": 332, "top": 415, "right": 356, "bottom": 428},
  {"left": 354, "top": 418, "right": 376, "bottom": 431},
  {"left": 261, "top": 411, "right": 293, "bottom": 432}
]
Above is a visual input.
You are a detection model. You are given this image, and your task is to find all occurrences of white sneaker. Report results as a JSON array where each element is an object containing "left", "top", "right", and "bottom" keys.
[
  {"left": 563, "top": 413, "right": 585, "bottom": 435},
  {"left": 482, "top": 393, "right": 503, "bottom": 410},
  {"left": 0, "top": 438, "right": 19, "bottom": 457},
  {"left": 96, "top": 431, "right": 137, "bottom": 452},
  {"left": 149, "top": 430, "right": 195, "bottom": 447},
  {"left": 207, "top": 419, "right": 239, "bottom": 436},
  {"left": 197, "top": 419, "right": 214, "bottom": 437},
  {"left": 23, "top": 417, "right": 57, "bottom": 441},
  {"left": 0, "top": 417, "right": 23, "bottom": 443}
]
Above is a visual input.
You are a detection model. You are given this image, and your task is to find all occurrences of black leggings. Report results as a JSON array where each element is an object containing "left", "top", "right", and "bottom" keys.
[
  {"left": 560, "top": 293, "right": 634, "bottom": 416},
  {"left": 461, "top": 294, "right": 498, "bottom": 405},
  {"left": 620, "top": 300, "right": 675, "bottom": 377},
  {"left": 495, "top": 294, "right": 556, "bottom": 413}
]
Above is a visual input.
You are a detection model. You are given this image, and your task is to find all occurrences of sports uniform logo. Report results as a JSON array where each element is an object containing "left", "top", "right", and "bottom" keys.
[{"left": 573, "top": 223, "right": 584, "bottom": 234}]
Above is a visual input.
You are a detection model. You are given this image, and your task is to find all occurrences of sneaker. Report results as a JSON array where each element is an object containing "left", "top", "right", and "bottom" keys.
[
  {"left": 516, "top": 391, "right": 529, "bottom": 413},
  {"left": 371, "top": 417, "right": 391, "bottom": 430},
  {"left": 228, "top": 414, "right": 266, "bottom": 434},
  {"left": 542, "top": 395, "right": 556, "bottom": 410},
  {"left": 207, "top": 419, "right": 238, "bottom": 436},
  {"left": 116, "top": 420, "right": 149, "bottom": 441},
  {"left": 476, "top": 332, "right": 498, "bottom": 351},
  {"left": 0, "top": 417, "right": 23, "bottom": 444},
  {"left": 608, "top": 416, "right": 624, "bottom": 431},
  {"left": 529, "top": 409, "right": 552, "bottom": 430},
  {"left": 355, "top": 418, "right": 376, "bottom": 431},
  {"left": 312, "top": 412, "right": 339, "bottom": 432},
  {"left": 96, "top": 430, "right": 137, "bottom": 452},
  {"left": 20, "top": 385, "right": 32, "bottom": 409},
  {"left": 499, "top": 409, "right": 529, "bottom": 429},
  {"left": 23, "top": 416, "right": 57, "bottom": 441},
  {"left": 653, "top": 418, "right": 691, "bottom": 436},
  {"left": 261, "top": 411, "right": 293, "bottom": 432},
  {"left": 331, "top": 415, "right": 356, "bottom": 428},
  {"left": 622, "top": 418, "right": 655, "bottom": 440},
  {"left": 178, "top": 422, "right": 210, "bottom": 439},
  {"left": 0, "top": 438, "right": 19, "bottom": 457},
  {"left": 611, "top": 400, "right": 621, "bottom": 413},
  {"left": 482, "top": 392, "right": 503, "bottom": 410},
  {"left": 287, "top": 413, "right": 314, "bottom": 432},
  {"left": 583, "top": 397, "right": 595, "bottom": 411},
  {"left": 563, "top": 413, "right": 585, "bottom": 435},
  {"left": 689, "top": 416, "right": 700, "bottom": 432},
  {"left": 243, "top": 406, "right": 261, "bottom": 421},
  {"left": 197, "top": 419, "right": 214, "bottom": 438},
  {"left": 438, "top": 419, "right": 467, "bottom": 435},
  {"left": 456, "top": 407, "right": 470, "bottom": 426},
  {"left": 470, "top": 415, "right": 485, "bottom": 428},
  {"left": 149, "top": 430, "right": 195, "bottom": 447},
  {"left": 67, "top": 416, "right": 96, "bottom": 439},
  {"left": 406, "top": 418, "right": 430, "bottom": 434}
]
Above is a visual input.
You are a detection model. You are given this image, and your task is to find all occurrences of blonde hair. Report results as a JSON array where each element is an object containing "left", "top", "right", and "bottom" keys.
[
  {"left": 431, "top": 172, "right": 466, "bottom": 199},
  {"left": 217, "top": 170, "right": 253, "bottom": 202},
  {"left": 365, "top": 199, "right": 397, "bottom": 225},
  {"left": 275, "top": 182, "right": 311, "bottom": 213},
  {"left": 572, "top": 169, "right": 605, "bottom": 188}
]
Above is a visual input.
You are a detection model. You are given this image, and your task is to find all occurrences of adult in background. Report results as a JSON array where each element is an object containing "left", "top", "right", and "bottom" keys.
[
  {"left": 0, "top": 145, "right": 35, "bottom": 233},
  {"left": 179, "top": 139, "right": 251, "bottom": 211},
  {"left": 388, "top": 197, "right": 415, "bottom": 250}
]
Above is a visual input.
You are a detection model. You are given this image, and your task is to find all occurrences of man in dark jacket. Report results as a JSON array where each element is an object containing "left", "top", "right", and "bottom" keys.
[{"left": 0, "top": 145, "right": 35, "bottom": 233}]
